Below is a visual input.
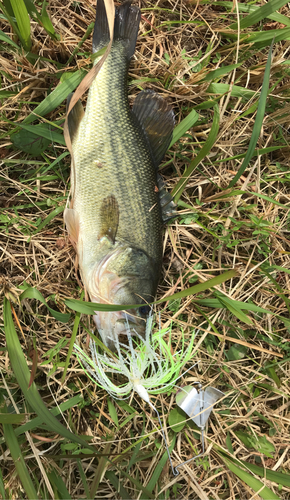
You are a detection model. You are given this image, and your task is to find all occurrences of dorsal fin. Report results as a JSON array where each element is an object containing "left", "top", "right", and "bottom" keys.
[
  {"left": 157, "top": 174, "right": 178, "bottom": 223},
  {"left": 132, "top": 89, "right": 175, "bottom": 168},
  {"left": 66, "top": 93, "right": 84, "bottom": 144},
  {"left": 98, "top": 195, "right": 119, "bottom": 244}
]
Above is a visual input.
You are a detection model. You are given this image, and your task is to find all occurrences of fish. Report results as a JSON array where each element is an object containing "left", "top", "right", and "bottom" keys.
[{"left": 64, "top": 0, "right": 176, "bottom": 350}]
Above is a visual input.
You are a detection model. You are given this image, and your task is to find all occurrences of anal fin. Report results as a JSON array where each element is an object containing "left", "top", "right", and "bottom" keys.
[
  {"left": 157, "top": 174, "right": 178, "bottom": 223},
  {"left": 132, "top": 89, "right": 175, "bottom": 167}
]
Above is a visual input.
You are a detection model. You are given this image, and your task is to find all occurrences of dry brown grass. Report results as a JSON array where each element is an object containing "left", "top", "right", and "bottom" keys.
[{"left": 1, "top": 0, "right": 290, "bottom": 498}]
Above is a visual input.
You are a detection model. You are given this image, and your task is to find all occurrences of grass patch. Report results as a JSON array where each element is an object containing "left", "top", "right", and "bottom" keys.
[{"left": 1, "top": 0, "right": 290, "bottom": 498}]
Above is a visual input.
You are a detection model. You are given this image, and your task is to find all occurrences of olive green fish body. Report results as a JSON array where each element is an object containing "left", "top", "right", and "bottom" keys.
[
  {"left": 73, "top": 45, "right": 162, "bottom": 279},
  {"left": 65, "top": 0, "right": 175, "bottom": 349}
]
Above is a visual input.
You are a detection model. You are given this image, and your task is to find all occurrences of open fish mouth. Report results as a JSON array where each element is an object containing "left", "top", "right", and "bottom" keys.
[
  {"left": 114, "top": 315, "right": 146, "bottom": 337},
  {"left": 93, "top": 309, "right": 147, "bottom": 350}
]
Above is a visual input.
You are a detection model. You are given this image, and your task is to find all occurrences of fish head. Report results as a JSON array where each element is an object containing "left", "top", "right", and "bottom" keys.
[{"left": 87, "top": 244, "right": 158, "bottom": 350}]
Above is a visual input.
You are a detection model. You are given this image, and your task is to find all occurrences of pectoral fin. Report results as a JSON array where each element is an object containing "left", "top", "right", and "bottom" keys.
[
  {"left": 132, "top": 89, "right": 175, "bottom": 167},
  {"left": 67, "top": 93, "right": 85, "bottom": 144},
  {"left": 64, "top": 207, "right": 80, "bottom": 244},
  {"left": 99, "top": 195, "right": 119, "bottom": 244}
]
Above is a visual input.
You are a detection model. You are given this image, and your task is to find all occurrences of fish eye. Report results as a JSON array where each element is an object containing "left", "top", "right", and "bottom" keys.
[{"left": 138, "top": 305, "right": 151, "bottom": 316}]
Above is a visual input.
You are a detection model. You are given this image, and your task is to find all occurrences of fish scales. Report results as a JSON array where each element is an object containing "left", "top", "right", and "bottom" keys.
[
  {"left": 73, "top": 45, "right": 162, "bottom": 263},
  {"left": 65, "top": 0, "right": 175, "bottom": 349}
]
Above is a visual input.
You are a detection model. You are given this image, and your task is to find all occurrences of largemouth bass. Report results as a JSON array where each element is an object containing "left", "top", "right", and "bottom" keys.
[{"left": 65, "top": 0, "right": 175, "bottom": 350}]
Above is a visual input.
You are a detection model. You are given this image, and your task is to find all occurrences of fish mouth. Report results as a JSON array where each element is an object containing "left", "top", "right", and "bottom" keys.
[
  {"left": 115, "top": 312, "right": 146, "bottom": 337},
  {"left": 93, "top": 308, "right": 146, "bottom": 350}
]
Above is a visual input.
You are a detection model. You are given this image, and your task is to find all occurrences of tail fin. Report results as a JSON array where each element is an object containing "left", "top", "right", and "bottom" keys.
[{"left": 93, "top": 0, "right": 141, "bottom": 59}]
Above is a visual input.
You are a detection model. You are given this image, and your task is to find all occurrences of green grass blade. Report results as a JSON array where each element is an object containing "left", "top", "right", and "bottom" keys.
[
  {"left": 12, "top": 123, "right": 66, "bottom": 146},
  {"left": 40, "top": 1, "right": 59, "bottom": 40},
  {"left": 169, "top": 108, "right": 198, "bottom": 148},
  {"left": 257, "top": 382, "right": 288, "bottom": 397},
  {"left": 23, "top": 70, "right": 85, "bottom": 124},
  {"left": 76, "top": 459, "right": 91, "bottom": 499},
  {"left": 172, "top": 103, "right": 219, "bottom": 202},
  {"left": 196, "top": 297, "right": 270, "bottom": 314},
  {"left": 20, "top": 0, "right": 59, "bottom": 40},
  {"left": 155, "top": 269, "right": 237, "bottom": 303},
  {"left": 264, "top": 361, "right": 281, "bottom": 387},
  {"left": 115, "top": 467, "right": 154, "bottom": 499},
  {"left": 207, "top": 83, "right": 256, "bottom": 98},
  {"left": 218, "top": 297, "right": 253, "bottom": 324},
  {"left": 0, "top": 29, "right": 19, "bottom": 48},
  {"left": 214, "top": 146, "right": 285, "bottom": 163},
  {"left": 245, "top": 28, "right": 290, "bottom": 48},
  {"left": 1, "top": 395, "right": 38, "bottom": 499},
  {"left": 3, "top": 424, "right": 38, "bottom": 499},
  {"left": 0, "top": 396, "right": 84, "bottom": 446},
  {"left": 47, "top": 470, "right": 71, "bottom": 500},
  {"left": 266, "top": 265, "right": 290, "bottom": 276},
  {"left": 262, "top": 269, "right": 290, "bottom": 316},
  {"left": 90, "top": 442, "right": 111, "bottom": 498},
  {"left": 105, "top": 471, "right": 132, "bottom": 500},
  {"left": 0, "top": 90, "right": 17, "bottom": 97},
  {"left": 35, "top": 205, "right": 65, "bottom": 233},
  {"left": 240, "top": 460, "right": 290, "bottom": 487},
  {"left": 222, "top": 456, "right": 280, "bottom": 499},
  {"left": 228, "top": 43, "right": 273, "bottom": 188},
  {"left": 20, "top": 286, "right": 70, "bottom": 322},
  {"left": 197, "top": 293, "right": 290, "bottom": 328},
  {"left": 226, "top": 433, "right": 234, "bottom": 454},
  {"left": 66, "top": 22, "right": 95, "bottom": 66},
  {"left": 61, "top": 300, "right": 82, "bottom": 383},
  {"left": 107, "top": 399, "right": 119, "bottom": 427},
  {"left": 217, "top": 28, "right": 290, "bottom": 46},
  {"left": 3, "top": 298, "right": 94, "bottom": 452},
  {"left": 0, "top": 467, "right": 5, "bottom": 500},
  {"left": 126, "top": 418, "right": 145, "bottom": 472},
  {"left": 140, "top": 435, "right": 176, "bottom": 498},
  {"left": 202, "top": 63, "right": 242, "bottom": 82},
  {"left": 21, "top": 0, "right": 39, "bottom": 19},
  {"left": 209, "top": 1, "right": 290, "bottom": 26},
  {"left": 194, "top": 99, "right": 219, "bottom": 110},
  {"left": 119, "top": 413, "right": 136, "bottom": 429},
  {"left": 9, "top": 0, "right": 31, "bottom": 51},
  {"left": 0, "top": 413, "right": 26, "bottom": 424},
  {"left": 237, "top": 77, "right": 282, "bottom": 119},
  {"left": 65, "top": 298, "right": 139, "bottom": 314},
  {"left": 244, "top": 191, "right": 290, "bottom": 209},
  {"left": 0, "top": 1, "right": 22, "bottom": 45},
  {"left": 65, "top": 269, "right": 237, "bottom": 314},
  {"left": 12, "top": 395, "right": 84, "bottom": 439},
  {"left": 230, "top": 0, "right": 289, "bottom": 29}
]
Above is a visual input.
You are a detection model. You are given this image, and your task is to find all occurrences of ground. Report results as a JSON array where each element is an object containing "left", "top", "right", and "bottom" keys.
[{"left": 0, "top": 0, "right": 290, "bottom": 498}]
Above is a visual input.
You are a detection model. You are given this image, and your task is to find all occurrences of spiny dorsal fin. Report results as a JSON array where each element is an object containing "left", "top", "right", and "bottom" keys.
[
  {"left": 98, "top": 195, "right": 119, "bottom": 244},
  {"left": 132, "top": 90, "right": 175, "bottom": 168},
  {"left": 66, "top": 93, "right": 84, "bottom": 144},
  {"left": 157, "top": 173, "right": 178, "bottom": 223}
]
